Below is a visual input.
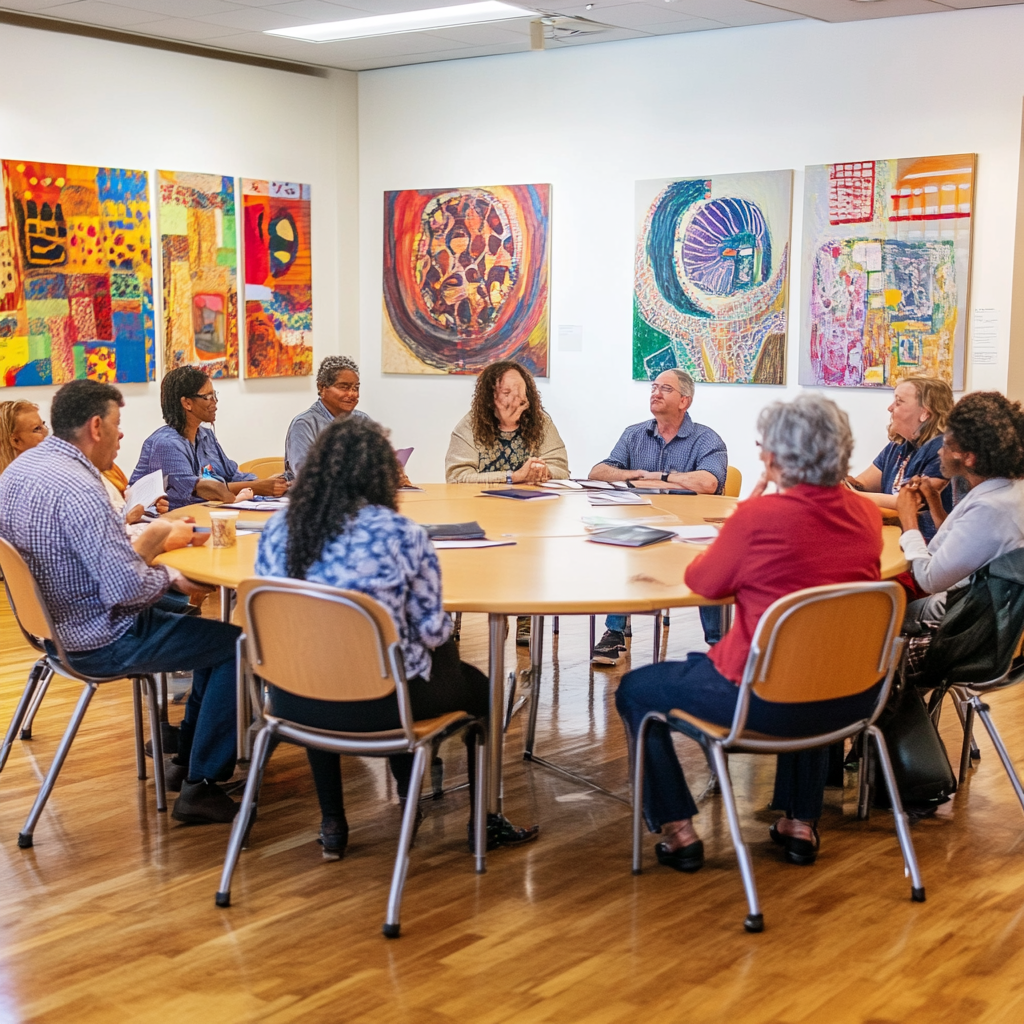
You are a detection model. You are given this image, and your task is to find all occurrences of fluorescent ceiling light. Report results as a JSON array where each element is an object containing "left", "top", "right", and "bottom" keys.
[{"left": 266, "top": 2, "right": 536, "bottom": 43}]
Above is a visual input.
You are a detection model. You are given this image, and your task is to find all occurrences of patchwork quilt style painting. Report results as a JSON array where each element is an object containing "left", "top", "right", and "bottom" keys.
[
  {"left": 633, "top": 170, "right": 793, "bottom": 384},
  {"left": 0, "top": 161, "right": 155, "bottom": 386},
  {"left": 800, "top": 154, "right": 975, "bottom": 389},
  {"left": 159, "top": 170, "right": 238, "bottom": 378},
  {"left": 242, "top": 178, "right": 312, "bottom": 379},
  {"left": 382, "top": 184, "right": 550, "bottom": 376}
]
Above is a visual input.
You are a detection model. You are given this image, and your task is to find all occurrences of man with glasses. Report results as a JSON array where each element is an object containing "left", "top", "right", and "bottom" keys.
[
  {"left": 588, "top": 368, "right": 727, "bottom": 665},
  {"left": 132, "top": 366, "right": 287, "bottom": 510},
  {"left": 284, "top": 356, "right": 368, "bottom": 480}
]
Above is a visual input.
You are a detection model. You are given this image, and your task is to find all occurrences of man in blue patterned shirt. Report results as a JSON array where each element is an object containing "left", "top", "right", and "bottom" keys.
[
  {"left": 588, "top": 368, "right": 728, "bottom": 665},
  {"left": 0, "top": 380, "right": 242, "bottom": 824}
]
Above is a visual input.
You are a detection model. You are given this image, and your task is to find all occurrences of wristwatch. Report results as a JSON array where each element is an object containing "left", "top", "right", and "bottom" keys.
[
  {"left": 661, "top": 471, "right": 670, "bottom": 482},
  {"left": 506, "top": 470, "right": 513, "bottom": 485}
]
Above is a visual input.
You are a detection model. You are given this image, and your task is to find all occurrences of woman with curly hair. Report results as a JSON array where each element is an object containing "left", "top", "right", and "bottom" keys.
[
  {"left": 848, "top": 375, "right": 955, "bottom": 541},
  {"left": 897, "top": 390, "right": 1024, "bottom": 633},
  {"left": 255, "top": 416, "right": 538, "bottom": 859},
  {"left": 444, "top": 361, "right": 569, "bottom": 484}
]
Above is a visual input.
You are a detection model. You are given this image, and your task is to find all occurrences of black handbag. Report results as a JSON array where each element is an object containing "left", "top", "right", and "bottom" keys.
[{"left": 873, "top": 677, "right": 957, "bottom": 812}]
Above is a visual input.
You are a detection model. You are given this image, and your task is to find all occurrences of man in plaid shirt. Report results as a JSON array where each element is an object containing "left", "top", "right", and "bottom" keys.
[{"left": 0, "top": 380, "right": 241, "bottom": 825}]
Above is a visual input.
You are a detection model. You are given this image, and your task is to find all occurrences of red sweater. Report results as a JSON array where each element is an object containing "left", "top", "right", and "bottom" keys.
[{"left": 684, "top": 484, "right": 883, "bottom": 683}]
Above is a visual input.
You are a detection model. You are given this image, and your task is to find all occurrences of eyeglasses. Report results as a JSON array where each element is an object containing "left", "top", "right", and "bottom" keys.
[
  {"left": 189, "top": 390, "right": 219, "bottom": 402},
  {"left": 329, "top": 382, "right": 360, "bottom": 393},
  {"left": 650, "top": 384, "right": 680, "bottom": 396}
]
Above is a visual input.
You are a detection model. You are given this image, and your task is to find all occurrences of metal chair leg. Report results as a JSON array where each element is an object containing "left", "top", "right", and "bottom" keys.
[
  {"left": 143, "top": 677, "right": 167, "bottom": 812},
  {"left": 453, "top": 611, "right": 462, "bottom": 642},
  {"left": 857, "top": 732, "right": 873, "bottom": 820},
  {"left": 652, "top": 612, "right": 662, "bottom": 664},
  {"left": 589, "top": 615, "right": 596, "bottom": 654},
  {"left": 19, "top": 683, "right": 96, "bottom": 848},
  {"left": 236, "top": 634, "right": 251, "bottom": 762},
  {"left": 474, "top": 724, "right": 487, "bottom": 875},
  {"left": 523, "top": 615, "right": 544, "bottom": 758},
  {"left": 132, "top": 678, "right": 146, "bottom": 781},
  {"left": 958, "top": 698, "right": 976, "bottom": 786},
  {"left": 216, "top": 724, "right": 276, "bottom": 907},
  {"left": 707, "top": 743, "right": 763, "bottom": 932},
  {"left": 631, "top": 711, "right": 663, "bottom": 875},
  {"left": 1, "top": 661, "right": 45, "bottom": 772},
  {"left": 157, "top": 672, "right": 170, "bottom": 725},
  {"left": 552, "top": 615, "right": 559, "bottom": 635},
  {"left": 974, "top": 700, "right": 1024, "bottom": 815},
  {"left": 867, "top": 724, "right": 926, "bottom": 901},
  {"left": 383, "top": 744, "right": 429, "bottom": 938},
  {"left": 20, "top": 663, "right": 53, "bottom": 741}
]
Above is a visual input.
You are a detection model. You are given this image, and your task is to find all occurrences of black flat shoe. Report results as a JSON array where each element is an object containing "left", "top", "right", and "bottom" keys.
[
  {"left": 654, "top": 838, "right": 704, "bottom": 873},
  {"left": 468, "top": 813, "right": 540, "bottom": 851},
  {"left": 318, "top": 816, "right": 349, "bottom": 861},
  {"left": 769, "top": 822, "right": 819, "bottom": 866}
]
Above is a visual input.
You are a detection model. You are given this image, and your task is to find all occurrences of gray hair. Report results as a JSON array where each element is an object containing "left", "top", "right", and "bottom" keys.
[
  {"left": 317, "top": 355, "right": 359, "bottom": 390},
  {"left": 667, "top": 368, "right": 695, "bottom": 399},
  {"left": 757, "top": 394, "right": 853, "bottom": 488}
]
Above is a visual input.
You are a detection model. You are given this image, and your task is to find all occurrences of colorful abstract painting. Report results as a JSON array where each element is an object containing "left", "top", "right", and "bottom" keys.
[
  {"left": 800, "top": 154, "right": 975, "bottom": 389},
  {"left": 241, "top": 179, "right": 312, "bottom": 379},
  {"left": 159, "top": 171, "right": 238, "bottom": 378},
  {"left": 633, "top": 171, "right": 792, "bottom": 384},
  {"left": 382, "top": 184, "right": 550, "bottom": 376},
  {"left": 0, "top": 161, "right": 155, "bottom": 387}
]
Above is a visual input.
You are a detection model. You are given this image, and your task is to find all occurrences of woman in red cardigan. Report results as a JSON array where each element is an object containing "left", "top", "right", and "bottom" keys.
[{"left": 616, "top": 394, "right": 882, "bottom": 872}]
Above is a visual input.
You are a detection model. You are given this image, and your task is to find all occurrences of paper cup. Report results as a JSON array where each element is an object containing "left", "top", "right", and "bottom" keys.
[{"left": 209, "top": 509, "right": 239, "bottom": 548}]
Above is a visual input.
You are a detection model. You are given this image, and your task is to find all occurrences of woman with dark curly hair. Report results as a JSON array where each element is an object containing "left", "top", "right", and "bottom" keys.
[
  {"left": 897, "top": 390, "right": 1024, "bottom": 633},
  {"left": 255, "top": 416, "right": 538, "bottom": 858},
  {"left": 444, "top": 361, "right": 569, "bottom": 484},
  {"left": 131, "top": 366, "right": 287, "bottom": 509}
]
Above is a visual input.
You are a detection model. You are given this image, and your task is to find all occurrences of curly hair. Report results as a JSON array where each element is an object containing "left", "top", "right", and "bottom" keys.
[
  {"left": 285, "top": 417, "right": 401, "bottom": 579},
  {"left": 469, "top": 361, "right": 545, "bottom": 452},
  {"left": 758, "top": 394, "right": 854, "bottom": 488},
  {"left": 0, "top": 400, "right": 39, "bottom": 472},
  {"left": 316, "top": 355, "right": 359, "bottom": 391},
  {"left": 889, "top": 376, "right": 954, "bottom": 445},
  {"left": 945, "top": 392, "right": 1024, "bottom": 479},
  {"left": 161, "top": 366, "right": 210, "bottom": 434}
]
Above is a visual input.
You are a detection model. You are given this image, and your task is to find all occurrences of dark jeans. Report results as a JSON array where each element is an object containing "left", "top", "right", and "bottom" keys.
[
  {"left": 606, "top": 606, "right": 723, "bottom": 645},
  {"left": 64, "top": 607, "right": 241, "bottom": 782},
  {"left": 268, "top": 639, "right": 489, "bottom": 821},
  {"left": 615, "top": 652, "right": 881, "bottom": 829}
]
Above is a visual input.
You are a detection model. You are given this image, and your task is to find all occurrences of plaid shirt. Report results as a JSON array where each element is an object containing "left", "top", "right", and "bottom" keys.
[
  {"left": 0, "top": 436, "right": 171, "bottom": 652},
  {"left": 130, "top": 424, "right": 256, "bottom": 510},
  {"left": 603, "top": 414, "right": 728, "bottom": 493}
]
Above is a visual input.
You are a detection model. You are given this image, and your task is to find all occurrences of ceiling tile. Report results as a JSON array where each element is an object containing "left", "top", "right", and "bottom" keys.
[
  {"left": 0, "top": 0, "right": 83, "bottom": 10},
  {"left": 659, "top": 0, "right": 804, "bottom": 25},
  {"left": 193, "top": 5, "right": 312, "bottom": 27},
  {"left": 28, "top": 0, "right": 177, "bottom": 27},
  {"left": 940, "top": 0, "right": 1023, "bottom": 6},
  {"left": 754, "top": 0, "right": 952, "bottom": 21},
  {"left": 638, "top": 14, "right": 739, "bottom": 31},
  {"left": 257, "top": 0, "right": 370, "bottom": 18},
  {"left": 129, "top": 16, "right": 252, "bottom": 40},
  {"left": 100, "top": 0, "right": 245, "bottom": 15},
  {"left": 565, "top": 2, "right": 724, "bottom": 26},
  {"left": 430, "top": 19, "right": 534, "bottom": 42}
]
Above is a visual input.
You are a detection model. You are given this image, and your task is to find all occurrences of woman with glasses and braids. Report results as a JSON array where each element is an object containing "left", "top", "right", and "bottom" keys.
[
  {"left": 131, "top": 366, "right": 287, "bottom": 510},
  {"left": 255, "top": 416, "right": 538, "bottom": 858}
]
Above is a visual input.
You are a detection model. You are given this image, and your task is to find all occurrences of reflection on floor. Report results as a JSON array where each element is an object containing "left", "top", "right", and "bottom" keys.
[{"left": 0, "top": 601, "right": 1022, "bottom": 1023}]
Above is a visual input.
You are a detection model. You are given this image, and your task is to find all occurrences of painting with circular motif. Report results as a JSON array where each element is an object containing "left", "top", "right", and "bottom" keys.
[
  {"left": 0, "top": 160, "right": 155, "bottom": 387},
  {"left": 382, "top": 184, "right": 550, "bottom": 376},
  {"left": 633, "top": 170, "right": 792, "bottom": 384}
]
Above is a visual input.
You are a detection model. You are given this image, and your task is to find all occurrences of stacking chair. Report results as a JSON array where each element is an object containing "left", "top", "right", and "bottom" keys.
[
  {"left": 631, "top": 581, "right": 924, "bottom": 932},
  {"left": 215, "top": 576, "right": 488, "bottom": 939},
  {"left": 0, "top": 604, "right": 53, "bottom": 772},
  {"left": 237, "top": 456, "right": 285, "bottom": 478},
  {"left": 0, "top": 539, "right": 166, "bottom": 846}
]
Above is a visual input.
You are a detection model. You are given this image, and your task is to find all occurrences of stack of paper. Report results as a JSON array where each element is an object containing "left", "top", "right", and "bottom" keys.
[
  {"left": 123, "top": 469, "right": 165, "bottom": 516},
  {"left": 670, "top": 525, "right": 720, "bottom": 544},
  {"left": 586, "top": 491, "right": 651, "bottom": 506},
  {"left": 230, "top": 498, "right": 289, "bottom": 511}
]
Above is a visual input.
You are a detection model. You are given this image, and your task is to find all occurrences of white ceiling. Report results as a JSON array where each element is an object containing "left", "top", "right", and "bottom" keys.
[{"left": 0, "top": 0, "right": 1020, "bottom": 71}]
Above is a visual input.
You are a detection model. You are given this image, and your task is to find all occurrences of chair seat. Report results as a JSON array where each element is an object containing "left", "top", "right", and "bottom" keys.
[
  {"left": 668, "top": 708, "right": 784, "bottom": 743},
  {"left": 272, "top": 709, "right": 473, "bottom": 750}
]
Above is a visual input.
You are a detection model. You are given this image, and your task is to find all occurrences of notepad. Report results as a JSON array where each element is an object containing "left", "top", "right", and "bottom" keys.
[
  {"left": 479, "top": 489, "right": 559, "bottom": 501},
  {"left": 671, "top": 525, "right": 720, "bottom": 543},
  {"left": 231, "top": 498, "right": 288, "bottom": 511},
  {"left": 586, "top": 526, "right": 676, "bottom": 548},
  {"left": 423, "top": 522, "right": 486, "bottom": 540},
  {"left": 123, "top": 469, "right": 165, "bottom": 515},
  {"left": 540, "top": 480, "right": 584, "bottom": 490},
  {"left": 586, "top": 491, "right": 651, "bottom": 506}
]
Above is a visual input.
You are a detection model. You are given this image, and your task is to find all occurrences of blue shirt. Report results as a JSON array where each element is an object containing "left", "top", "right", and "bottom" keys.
[
  {"left": 873, "top": 436, "right": 953, "bottom": 542},
  {"left": 131, "top": 424, "right": 256, "bottom": 510},
  {"left": 283, "top": 400, "right": 369, "bottom": 480},
  {"left": 603, "top": 414, "right": 728, "bottom": 493},
  {"left": 0, "top": 436, "right": 170, "bottom": 651},
  {"left": 254, "top": 504, "right": 450, "bottom": 681}
]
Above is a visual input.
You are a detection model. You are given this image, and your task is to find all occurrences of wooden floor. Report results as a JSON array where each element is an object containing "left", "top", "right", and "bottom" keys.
[{"left": 1, "top": 601, "right": 1023, "bottom": 1024}]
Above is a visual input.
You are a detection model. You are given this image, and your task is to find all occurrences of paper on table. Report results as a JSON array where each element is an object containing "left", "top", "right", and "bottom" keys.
[
  {"left": 586, "top": 491, "right": 651, "bottom": 506},
  {"left": 231, "top": 498, "right": 288, "bottom": 511},
  {"left": 582, "top": 514, "right": 678, "bottom": 530},
  {"left": 541, "top": 480, "right": 584, "bottom": 489},
  {"left": 431, "top": 539, "right": 517, "bottom": 549},
  {"left": 670, "top": 524, "right": 719, "bottom": 543},
  {"left": 123, "top": 469, "right": 165, "bottom": 515}
]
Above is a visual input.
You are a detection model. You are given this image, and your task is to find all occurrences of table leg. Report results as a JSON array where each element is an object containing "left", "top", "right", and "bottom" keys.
[
  {"left": 219, "top": 585, "right": 232, "bottom": 623},
  {"left": 719, "top": 604, "right": 733, "bottom": 637},
  {"left": 487, "top": 613, "right": 506, "bottom": 816},
  {"left": 524, "top": 615, "right": 545, "bottom": 758}
]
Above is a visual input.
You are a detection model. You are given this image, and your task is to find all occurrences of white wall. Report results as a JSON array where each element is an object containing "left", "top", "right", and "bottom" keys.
[
  {"left": 358, "top": 6, "right": 1024, "bottom": 492},
  {"left": 0, "top": 23, "right": 359, "bottom": 474}
]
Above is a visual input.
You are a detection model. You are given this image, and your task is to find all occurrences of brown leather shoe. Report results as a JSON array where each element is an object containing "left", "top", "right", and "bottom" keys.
[{"left": 172, "top": 781, "right": 239, "bottom": 824}]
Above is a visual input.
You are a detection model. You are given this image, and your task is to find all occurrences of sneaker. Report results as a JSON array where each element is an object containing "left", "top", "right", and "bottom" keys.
[
  {"left": 591, "top": 629, "right": 626, "bottom": 666},
  {"left": 516, "top": 616, "right": 531, "bottom": 647},
  {"left": 172, "top": 780, "right": 239, "bottom": 824}
]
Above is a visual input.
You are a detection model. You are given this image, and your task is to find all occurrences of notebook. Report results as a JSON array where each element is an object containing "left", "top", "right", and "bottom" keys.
[
  {"left": 479, "top": 489, "right": 559, "bottom": 501},
  {"left": 423, "top": 521, "right": 486, "bottom": 540},
  {"left": 586, "top": 525, "right": 676, "bottom": 548}
]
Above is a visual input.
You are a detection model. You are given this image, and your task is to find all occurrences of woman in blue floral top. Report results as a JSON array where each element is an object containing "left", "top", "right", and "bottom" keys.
[{"left": 255, "top": 417, "right": 537, "bottom": 857}]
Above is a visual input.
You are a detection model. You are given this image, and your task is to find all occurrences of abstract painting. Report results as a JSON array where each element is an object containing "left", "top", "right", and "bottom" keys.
[
  {"left": 382, "top": 184, "right": 550, "bottom": 376},
  {"left": 633, "top": 171, "right": 792, "bottom": 384},
  {"left": 241, "top": 179, "right": 312, "bottom": 378},
  {"left": 800, "top": 154, "right": 975, "bottom": 389},
  {"left": 0, "top": 161, "right": 155, "bottom": 386},
  {"left": 159, "top": 170, "right": 238, "bottom": 378}
]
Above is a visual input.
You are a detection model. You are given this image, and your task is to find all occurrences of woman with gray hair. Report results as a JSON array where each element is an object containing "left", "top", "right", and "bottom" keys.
[
  {"left": 284, "top": 356, "right": 368, "bottom": 479},
  {"left": 616, "top": 394, "right": 883, "bottom": 874}
]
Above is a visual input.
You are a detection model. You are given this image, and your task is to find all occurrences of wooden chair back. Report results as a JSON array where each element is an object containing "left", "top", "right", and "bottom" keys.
[
  {"left": 0, "top": 538, "right": 56, "bottom": 644},
  {"left": 724, "top": 465, "right": 742, "bottom": 498},
  {"left": 746, "top": 582, "right": 905, "bottom": 704},
  {"left": 237, "top": 576, "right": 401, "bottom": 703},
  {"left": 238, "top": 457, "right": 285, "bottom": 478}
]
